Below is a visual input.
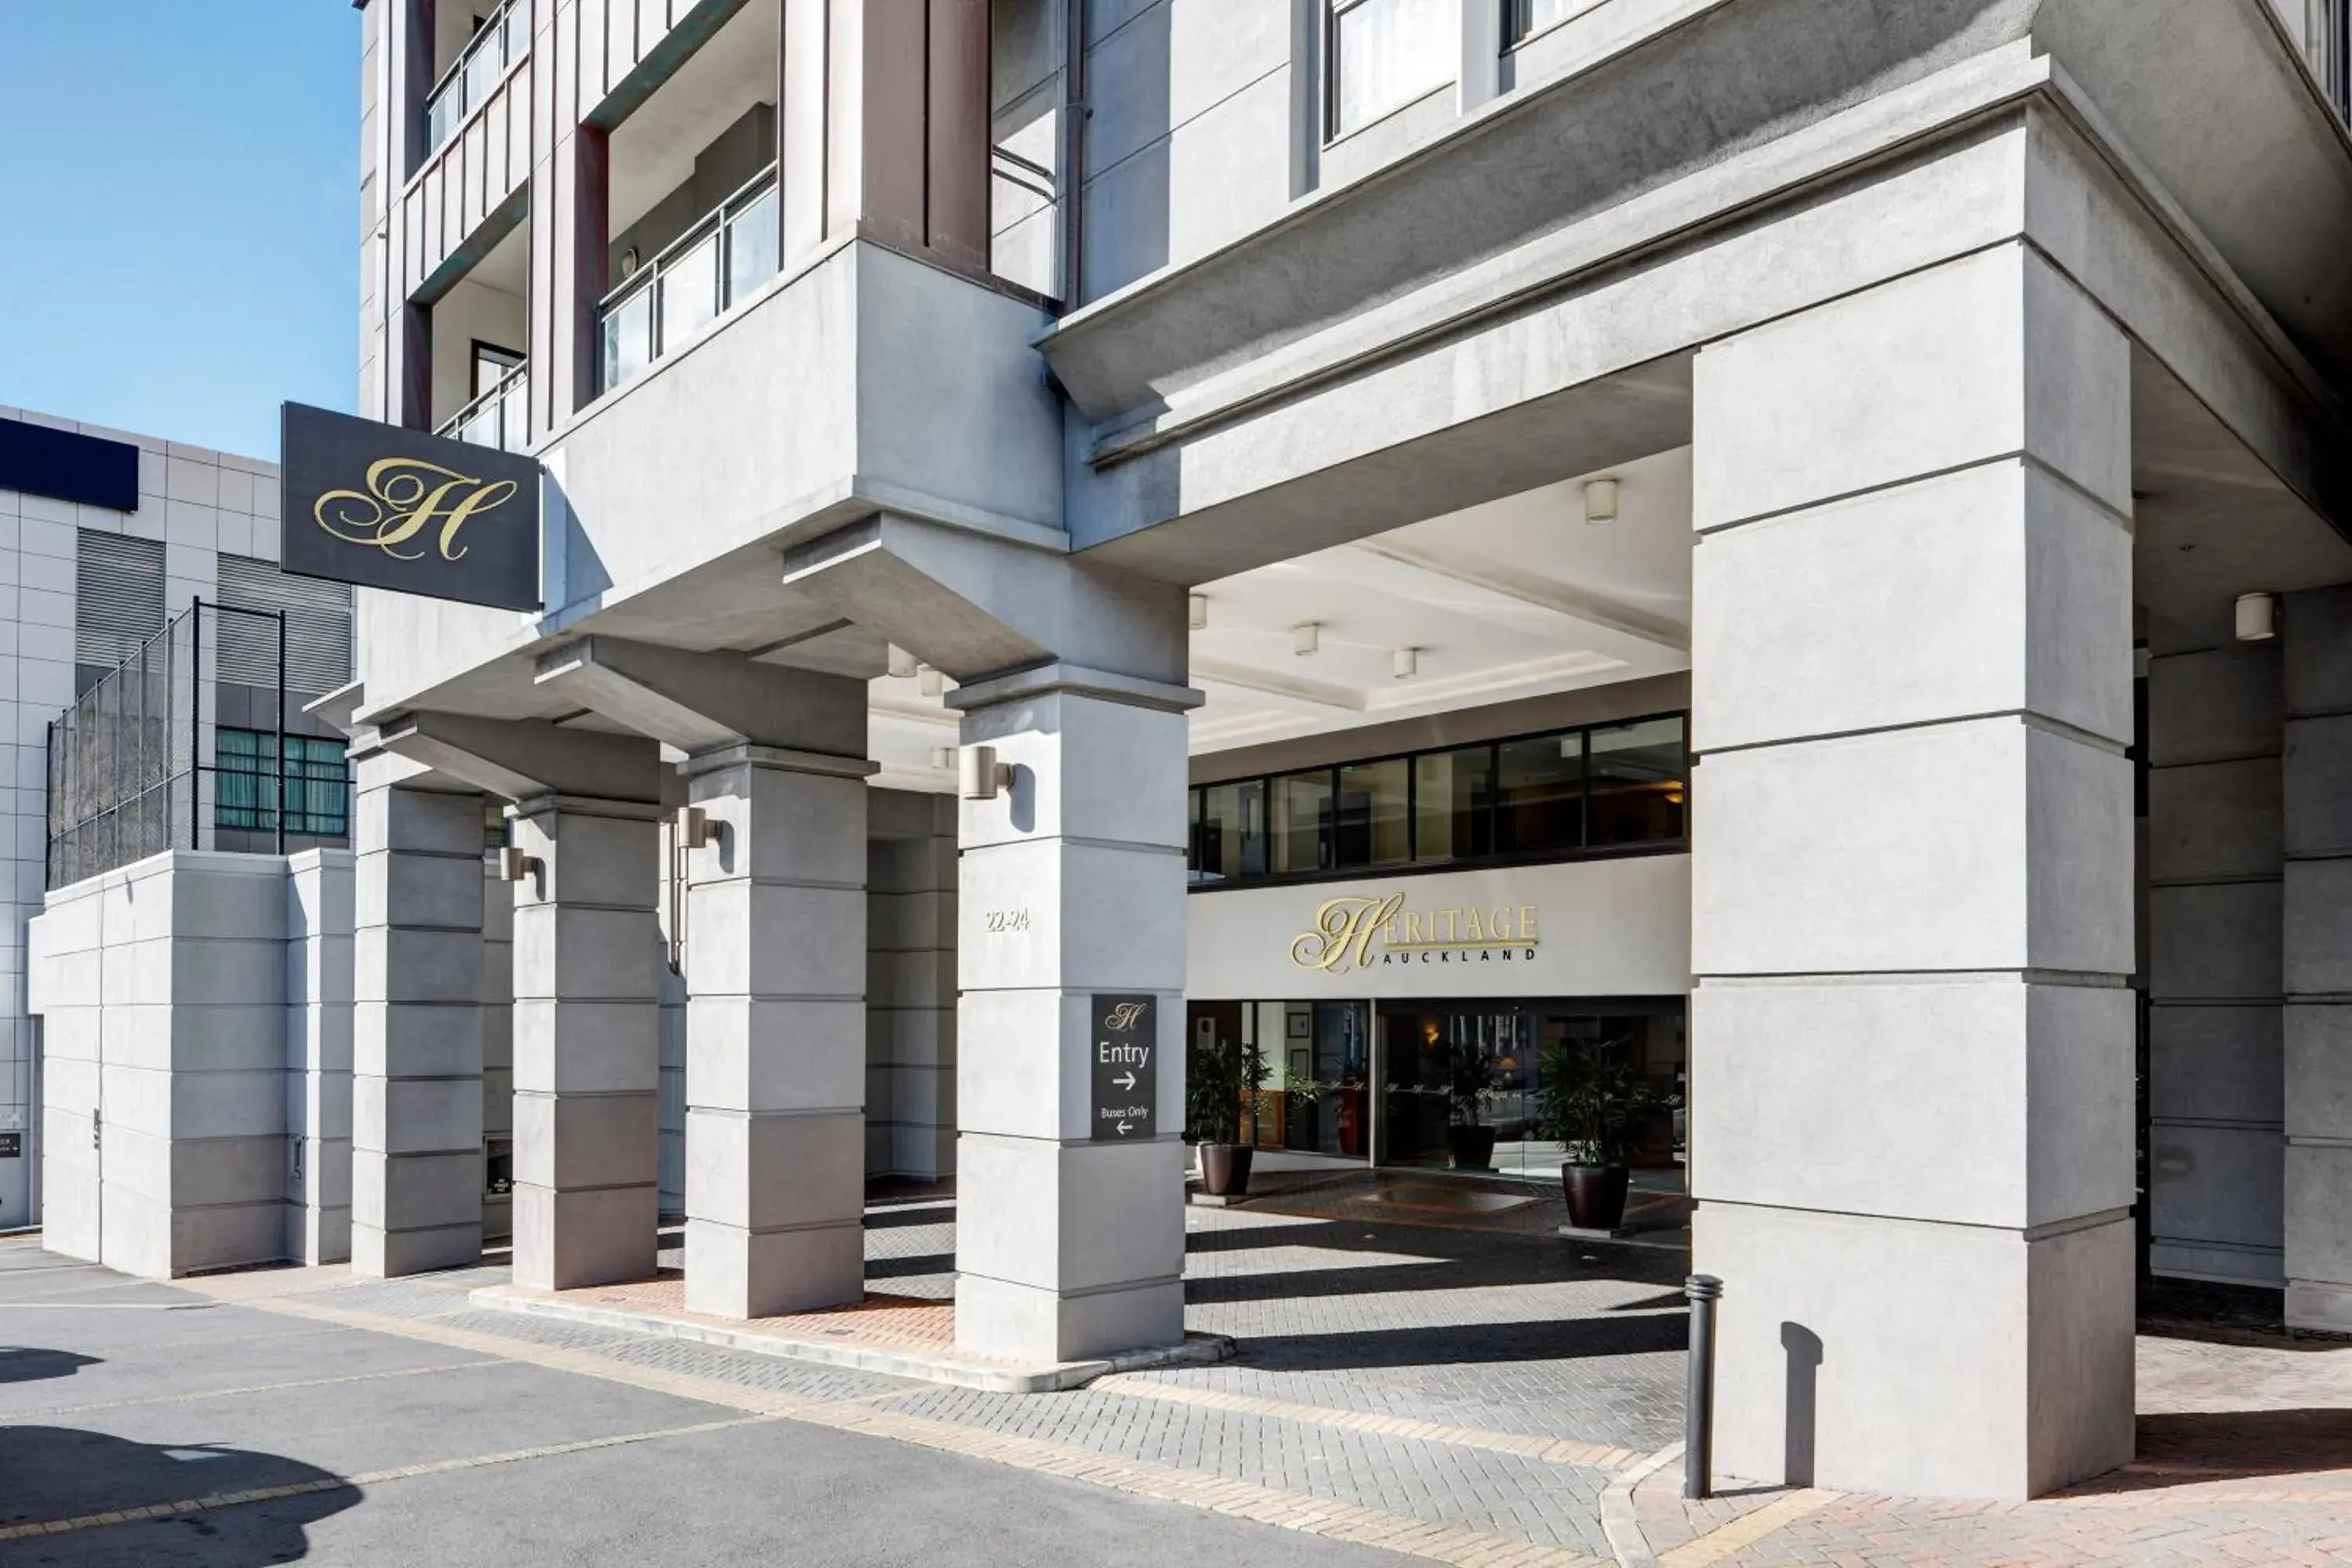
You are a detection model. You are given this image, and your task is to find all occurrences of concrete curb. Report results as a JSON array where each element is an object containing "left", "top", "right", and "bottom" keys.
[
  {"left": 1599, "top": 1441, "right": 1682, "bottom": 1568},
  {"left": 466, "top": 1285, "right": 1235, "bottom": 1394}
]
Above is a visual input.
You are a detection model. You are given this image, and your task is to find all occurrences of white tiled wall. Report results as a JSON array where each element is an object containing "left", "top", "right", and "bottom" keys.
[{"left": 0, "top": 405, "right": 282, "bottom": 1229}]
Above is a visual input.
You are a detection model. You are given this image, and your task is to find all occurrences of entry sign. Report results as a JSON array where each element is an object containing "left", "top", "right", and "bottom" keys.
[
  {"left": 1090, "top": 994, "right": 1157, "bottom": 1142},
  {"left": 0, "top": 1133, "right": 19, "bottom": 1160},
  {"left": 278, "top": 401, "right": 543, "bottom": 612}
]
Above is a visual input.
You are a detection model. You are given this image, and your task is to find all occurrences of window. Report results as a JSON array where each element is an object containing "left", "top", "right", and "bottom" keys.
[
  {"left": 472, "top": 342, "right": 524, "bottom": 399},
  {"left": 1507, "top": 0, "right": 1600, "bottom": 45},
  {"left": 1185, "top": 713, "right": 1687, "bottom": 889},
  {"left": 1587, "top": 717, "right": 1685, "bottom": 846},
  {"left": 1413, "top": 745, "right": 1494, "bottom": 863},
  {"left": 1328, "top": 0, "right": 1454, "bottom": 139},
  {"left": 1334, "top": 758, "right": 1410, "bottom": 869},
  {"left": 1497, "top": 731, "right": 1584, "bottom": 855},
  {"left": 215, "top": 730, "right": 350, "bottom": 837}
]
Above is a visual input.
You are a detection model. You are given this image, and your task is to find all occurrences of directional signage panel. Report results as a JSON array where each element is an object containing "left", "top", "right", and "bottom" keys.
[{"left": 1089, "top": 993, "right": 1157, "bottom": 1142}]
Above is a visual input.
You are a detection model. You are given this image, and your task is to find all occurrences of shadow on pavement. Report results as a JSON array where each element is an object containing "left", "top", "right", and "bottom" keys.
[
  {"left": 1232, "top": 1312, "right": 1687, "bottom": 1372},
  {"left": 0, "top": 1346, "right": 100, "bottom": 1385},
  {"left": 0, "top": 1427, "right": 360, "bottom": 1566}
]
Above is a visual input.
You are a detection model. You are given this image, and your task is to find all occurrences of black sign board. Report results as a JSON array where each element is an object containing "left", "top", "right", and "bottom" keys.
[
  {"left": 0, "top": 1132, "right": 20, "bottom": 1160},
  {"left": 279, "top": 401, "right": 542, "bottom": 612},
  {"left": 1090, "top": 994, "right": 1158, "bottom": 1142},
  {"left": 0, "top": 417, "right": 137, "bottom": 513}
]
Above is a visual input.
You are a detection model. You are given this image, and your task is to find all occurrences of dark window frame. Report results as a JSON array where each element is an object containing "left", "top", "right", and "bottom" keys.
[
  {"left": 213, "top": 728, "right": 352, "bottom": 837},
  {"left": 1187, "top": 709, "right": 1688, "bottom": 893}
]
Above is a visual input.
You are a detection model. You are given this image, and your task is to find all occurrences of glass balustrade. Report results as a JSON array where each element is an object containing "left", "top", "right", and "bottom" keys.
[
  {"left": 437, "top": 362, "right": 529, "bottom": 454},
  {"left": 598, "top": 169, "right": 781, "bottom": 394},
  {"left": 423, "top": 0, "right": 529, "bottom": 158}
]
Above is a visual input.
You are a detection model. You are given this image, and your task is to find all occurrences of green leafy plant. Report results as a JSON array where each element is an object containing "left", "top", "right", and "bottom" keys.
[
  {"left": 1185, "top": 1032, "right": 1269, "bottom": 1145},
  {"left": 1446, "top": 1043, "right": 1501, "bottom": 1129},
  {"left": 1537, "top": 1036, "right": 1669, "bottom": 1167}
]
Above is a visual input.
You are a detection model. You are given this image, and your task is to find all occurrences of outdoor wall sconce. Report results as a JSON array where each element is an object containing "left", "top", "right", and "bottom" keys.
[
  {"left": 1293, "top": 622, "right": 1321, "bottom": 657},
  {"left": 887, "top": 644, "right": 918, "bottom": 679},
  {"left": 930, "top": 746, "right": 954, "bottom": 771},
  {"left": 495, "top": 846, "right": 538, "bottom": 882},
  {"left": 960, "top": 745, "right": 1014, "bottom": 801},
  {"left": 1584, "top": 476, "right": 1620, "bottom": 524},
  {"left": 1393, "top": 647, "right": 1420, "bottom": 680},
  {"left": 2235, "top": 591, "right": 2278, "bottom": 642},
  {"left": 919, "top": 664, "right": 946, "bottom": 697},
  {"left": 1189, "top": 593, "right": 1210, "bottom": 630},
  {"left": 673, "top": 804, "right": 712, "bottom": 850}
]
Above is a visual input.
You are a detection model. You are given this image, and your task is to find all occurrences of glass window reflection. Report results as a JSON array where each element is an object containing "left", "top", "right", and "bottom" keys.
[
  {"left": 1497, "top": 731, "right": 1584, "bottom": 854},
  {"left": 1588, "top": 717, "right": 1686, "bottom": 845}
]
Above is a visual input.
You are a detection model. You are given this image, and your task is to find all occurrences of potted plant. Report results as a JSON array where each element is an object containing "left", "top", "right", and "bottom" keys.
[
  {"left": 1537, "top": 1036, "right": 1668, "bottom": 1229},
  {"left": 1185, "top": 1030, "right": 1269, "bottom": 1196},
  {"left": 1444, "top": 1044, "right": 1501, "bottom": 1171}
]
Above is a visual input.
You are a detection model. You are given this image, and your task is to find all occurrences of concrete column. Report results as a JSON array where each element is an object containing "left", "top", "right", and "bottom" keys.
[
  {"left": 683, "top": 742, "right": 877, "bottom": 1318},
  {"left": 953, "top": 674, "right": 1192, "bottom": 1364},
  {"left": 285, "top": 849, "right": 357, "bottom": 1266},
  {"left": 481, "top": 856, "right": 515, "bottom": 1247},
  {"left": 2284, "top": 584, "right": 2352, "bottom": 1330},
  {"left": 510, "top": 791, "right": 663, "bottom": 1291},
  {"left": 2144, "top": 648, "right": 2285, "bottom": 1285},
  {"left": 1690, "top": 243, "right": 2137, "bottom": 1498},
  {"left": 351, "top": 761, "right": 486, "bottom": 1278},
  {"left": 867, "top": 789, "right": 958, "bottom": 1181}
]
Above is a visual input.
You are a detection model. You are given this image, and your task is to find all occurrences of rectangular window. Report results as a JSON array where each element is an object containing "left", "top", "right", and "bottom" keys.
[
  {"left": 1587, "top": 716, "right": 1686, "bottom": 846},
  {"left": 1196, "top": 779, "right": 1269, "bottom": 884},
  {"left": 1508, "top": 0, "right": 1603, "bottom": 45},
  {"left": 1497, "top": 731, "right": 1584, "bottom": 855},
  {"left": 1334, "top": 757, "right": 1410, "bottom": 869},
  {"left": 1272, "top": 769, "right": 1334, "bottom": 875},
  {"left": 1413, "top": 745, "right": 1494, "bottom": 863},
  {"left": 1329, "top": 0, "right": 1454, "bottom": 139},
  {"left": 215, "top": 729, "right": 350, "bottom": 837}
]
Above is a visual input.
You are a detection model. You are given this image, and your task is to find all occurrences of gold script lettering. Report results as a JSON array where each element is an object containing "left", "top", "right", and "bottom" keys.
[
  {"left": 314, "top": 458, "right": 520, "bottom": 563},
  {"left": 1290, "top": 893, "right": 1406, "bottom": 975},
  {"left": 1103, "top": 1001, "right": 1149, "bottom": 1032}
]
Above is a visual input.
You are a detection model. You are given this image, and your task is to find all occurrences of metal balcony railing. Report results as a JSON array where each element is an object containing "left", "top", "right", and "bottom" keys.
[
  {"left": 437, "top": 361, "right": 529, "bottom": 453},
  {"left": 598, "top": 166, "right": 780, "bottom": 394},
  {"left": 424, "top": 0, "right": 531, "bottom": 158}
]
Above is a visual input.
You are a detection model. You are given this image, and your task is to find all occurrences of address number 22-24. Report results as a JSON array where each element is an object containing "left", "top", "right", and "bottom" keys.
[{"left": 984, "top": 909, "right": 1031, "bottom": 933}]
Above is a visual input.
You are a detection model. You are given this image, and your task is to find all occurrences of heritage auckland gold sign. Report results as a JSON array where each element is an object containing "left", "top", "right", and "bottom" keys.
[
  {"left": 1290, "top": 892, "right": 1540, "bottom": 975},
  {"left": 278, "top": 402, "right": 542, "bottom": 612}
]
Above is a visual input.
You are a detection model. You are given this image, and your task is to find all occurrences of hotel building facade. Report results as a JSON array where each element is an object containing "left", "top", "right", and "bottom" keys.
[{"left": 26, "top": 0, "right": 2352, "bottom": 1504}]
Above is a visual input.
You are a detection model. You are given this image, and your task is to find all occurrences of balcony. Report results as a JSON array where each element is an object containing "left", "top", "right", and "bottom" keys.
[
  {"left": 437, "top": 361, "right": 529, "bottom": 454},
  {"left": 598, "top": 166, "right": 779, "bottom": 394},
  {"left": 423, "top": 0, "right": 530, "bottom": 158}
]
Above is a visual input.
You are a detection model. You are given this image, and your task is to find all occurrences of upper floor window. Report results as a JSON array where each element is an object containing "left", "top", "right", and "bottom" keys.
[
  {"left": 1507, "top": 0, "right": 1602, "bottom": 46},
  {"left": 1189, "top": 713, "right": 1688, "bottom": 887},
  {"left": 599, "top": 166, "right": 779, "bottom": 394},
  {"left": 1328, "top": 0, "right": 1455, "bottom": 140},
  {"left": 2314, "top": 0, "right": 2352, "bottom": 122},
  {"left": 424, "top": 0, "right": 530, "bottom": 158}
]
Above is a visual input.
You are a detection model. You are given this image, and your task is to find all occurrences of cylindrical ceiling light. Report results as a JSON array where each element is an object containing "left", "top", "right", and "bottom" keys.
[
  {"left": 1188, "top": 593, "right": 1210, "bottom": 631},
  {"left": 1392, "top": 647, "right": 1419, "bottom": 680},
  {"left": 1293, "top": 622, "right": 1321, "bottom": 657},
  {"left": 1584, "top": 477, "right": 1620, "bottom": 525},
  {"left": 2235, "top": 591, "right": 2278, "bottom": 643},
  {"left": 919, "top": 664, "right": 945, "bottom": 696},
  {"left": 887, "top": 644, "right": 918, "bottom": 679}
]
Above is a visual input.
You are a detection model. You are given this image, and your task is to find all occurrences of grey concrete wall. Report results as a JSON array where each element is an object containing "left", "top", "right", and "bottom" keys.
[
  {"left": 2284, "top": 584, "right": 2352, "bottom": 1330},
  {"left": 2143, "top": 645, "right": 2287, "bottom": 1286},
  {"left": 481, "top": 852, "right": 514, "bottom": 1245},
  {"left": 27, "top": 852, "right": 291, "bottom": 1279},
  {"left": 867, "top": 789, "right": 957, "bottom": 1181}
]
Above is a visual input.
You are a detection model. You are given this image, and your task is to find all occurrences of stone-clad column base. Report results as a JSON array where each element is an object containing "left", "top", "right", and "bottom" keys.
[
  {"left": 683, "top": 740, "right": 875, "bottom": 1319},
  {"left": 510, "top": 793, "right": 663, "bottom": 1293}
]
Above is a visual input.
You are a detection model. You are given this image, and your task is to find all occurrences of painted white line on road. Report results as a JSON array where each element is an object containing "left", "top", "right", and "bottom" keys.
[{"left": 9, "top": 1358, "right": 508, "bottom": 1420}]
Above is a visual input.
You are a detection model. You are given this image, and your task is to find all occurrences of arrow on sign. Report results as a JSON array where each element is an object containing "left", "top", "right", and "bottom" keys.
[
  {"left": 1116, "top": 1120, "right": 1133, "bottom": 1135},
  {"left": 1114, "top": 1072, "right": 1138, "bottom": 1091}
]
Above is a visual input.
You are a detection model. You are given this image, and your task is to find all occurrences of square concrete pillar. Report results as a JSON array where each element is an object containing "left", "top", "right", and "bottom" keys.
[
  {"left": 1690, "top": 243, "right": 2137, "bottom": 1498},
  {"left": 2284, "top": 584, "right": 2352, "bottom": 1331},
  {"left": 351, "top": 761, "right": 488, "bottom": 1278},
  {"left": 953, "top": 681, "right": 1192, "bottom": 1364},
  {"left": 286, "top": 848, "right": 357, "bottom": 1265},
  {"left": 510, "top": 792, "right": 663, "bottom": 1292},
  {"left": 682, "top": 739, "right": 877, "bottom": 1318}
]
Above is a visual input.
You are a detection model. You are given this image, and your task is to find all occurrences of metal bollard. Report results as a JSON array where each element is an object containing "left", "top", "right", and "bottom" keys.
[{"left": 1683, "top": 1274, "right": 1723, "bottom": 1501}]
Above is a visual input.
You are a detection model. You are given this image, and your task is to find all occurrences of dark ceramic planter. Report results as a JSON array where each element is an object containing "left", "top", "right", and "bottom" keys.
[
  {"left": 1562, "top": 1164, "right": 1632, "bottom": 1230},
  {"left": 1446, "top": 1124, "right": 1499, "bottom": 1171},
  {"left": 1200, "top": 1143, "right": 1254, "bottom": 1196}
]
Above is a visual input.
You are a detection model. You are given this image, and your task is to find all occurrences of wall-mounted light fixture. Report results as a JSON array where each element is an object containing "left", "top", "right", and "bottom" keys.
[
  {"left": 930, "top": 746, "right": 954, "bottom": 771},
  {"left": 1392, "top": 647, "right": 1419, "bottom": 680},
  {"left": 673, "top": 804, "right": 712, "bottom": 850},
  {"left": 1584, "top": 477, "right": 1620, "bottom": 525},
  {"left": 495, "top": 845, "right": 538, "bottom": 883},
  {"left": 1188, "top": 593, "right": 1209, "bottom": 631},
  {"left": 960, "top": 744, "right": 1014, "bottom": 800},
  {"left": 887, "top": 644, "right": 918, "bottom": 679},
  {"left": 1293, "top": 622, "right": 1321, "bottom": 657},
  {"left": 919, "top": 664, "right": 945, "bottom": 697},
  {"left": 2235, "top": 591, "right": 2278, "bottom": 643}
]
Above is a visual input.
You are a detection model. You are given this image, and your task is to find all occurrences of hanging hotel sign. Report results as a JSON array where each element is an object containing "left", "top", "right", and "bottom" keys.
[
  {"left": 278, "top": 401, "right": 542, "bottom": 612},
  {"left": 1290, "top": 892, "right": 1541, "bottom": 976},
  {"left": 1090, "top": 994, "right": 1158, "bottom": 1142}
]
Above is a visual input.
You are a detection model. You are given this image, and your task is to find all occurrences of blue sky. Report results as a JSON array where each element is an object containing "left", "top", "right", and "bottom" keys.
[{"left": 0, "top": 2, "right": 362, "bottom": 460}]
